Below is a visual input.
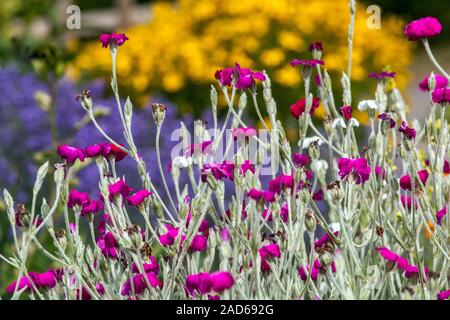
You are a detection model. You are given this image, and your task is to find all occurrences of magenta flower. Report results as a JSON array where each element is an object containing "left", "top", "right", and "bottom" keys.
[
  {"left": 378, "top": 113, "right": 396, "bottom": 128},
  {"left": 189, "top": 234, "right": 208, "bottom": 252},
  {"left": 221, "top": 228, "right": 231, "bottom": 242},
  {"left": 314, "top": 231, "right": 339, "bottom": 250},
  {"left": 239, "top": 160, "right": 255, "bottom": 175},
  {"left": 57, "top": 145, "right": 85, "bottom": 165},
  {"left": 185, "top": 271, "right": 233, "bottom": 296},
  {"left": 159, "top": 224, "right": 180, "bottom": 246},
  {"left": 419, "top": 74, "right": 448, "bottom": 91},
  {"left": 298, "top": 259, "right": 336, "bottom": 282},
  {"left": 436, "top": 207, "right": 447, "bottom": 225},
  {"left": 97, "top": 232, "right": 119, "bottom": 259},
  {"left": 308, "top": 42, "right": 323, "bottom": 52},
  {"left": 210, "top": 272, "right": 234, "bottom": 293},
  {"left": 248, "top": 188, "right": 276, "bottom": 203},
  {"left": 268, "top": 174, "right": 294, "bottom": 194},
  {"left": 425, "top": 159, "right": 450, "bottom": 175},
  {"left": 290, "top": 97, "right": 321, "bottom": 118},
  {"left": 234, "top": 63, "right": 266, "bottom": 90},
  {"left": 131, "top": 256, "right": 160, "bottom": 275},
  {"left": 232, "top": 127, "right": 257, "bottom": 139},
  {"left": 431, "top": 87, "right": 450, "bottom": 105},
  {"left": 186, "top": 212, "right": 210, "bottom": 236},
  {"left": 404, "top": 17, "right": 442, "bottom": 41},
  {"left": 108, "top": 179, "right": 132, "bottom": 199},
  {"left": 6, "top": 269, "right": 60, "bottom": 294},
  {"left": 399, "top": 169, "right": 429, "bottom": 191},
  {"left": 340, "top": 105, "right": 353, "bottom": 121},
  {"left": 437, "top": 289, "right": 450, "bottom": 300},
  {"left": 290, "top": 59, "right": 324, "bottom": 68},
  {"left": 80, "top": 199, "right": 103, "bottom": 217},
  {"left": 85, "top": 143, "right": 108, "bottom": 158},
  {"left": 99, "top": 33, "right": 129, "bottom": 48},
  {"left": 375, "top": 166, "right": 386, "bottom": 179},
  {"left": 292, "top": 153, "right": 309, "bottom": 168},
  {"left": 376, "top": 247, "right": 398, "bottom": 263},
  {"left": 337, "top": 158, "right": 371, "bottom": 184},
  {"left": 400, "top": 195, "right": 417, "bottom": 210},
  {"left": 215, "top": 63, "right": 265, "bottom": 89},
  {"left": 185, "top": 140, "right": 213, "bottom": 157},
  {"left": 106, "top": 143, "right": 128, "bottom": 162},
  {"left": 368, "top": 71, "right": 396, "bottom": 80},
  {"left": 67, "top": 189, "right": 90, "bottom": 208},
  {"left": 127, "top": 189, "right": 152, "bottom": 207},
  {"left": 398, "top": 121, "right": 416, "bottom": 139},
  {"left": 121, "top": 272, "right": 162, "bottom": 296},
  {"left": 258, "top": 243, "right": 281, "bottom": 272},
  {"left": 280, "top": 204, "right": 289, "bottom": 222},
  {"left": 214, "top": 68, "right": 234, "bottom": 87},
  {"left": 201, "top": 162, "right": 235, "bottom": 182}
]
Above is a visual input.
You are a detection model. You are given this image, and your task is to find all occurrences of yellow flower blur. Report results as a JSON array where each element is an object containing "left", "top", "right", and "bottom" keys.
[{"left": 70, "top": 0, "right": 413, "bottom": 106}]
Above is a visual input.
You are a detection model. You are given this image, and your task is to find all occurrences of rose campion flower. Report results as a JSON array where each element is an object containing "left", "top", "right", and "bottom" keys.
[
  {"left": 239, "top": 160, "right": 255, "bottom": 176},
  {"left": 337, "top": 158, "right": 371, "bottom": 184},
  {"left": 121, "top": 272, "right": 162, "bottom": 296},
  {"left": 400, "top": 195, "right": 417, "bottom": 210},
  {"left": 127, "top": 189, "right": 152, "bottom": 207},
  {"left": 108, "top": 179, "right": 132, "bottom": 199},
  {"left": 131, "top": 256, "right": 160, "bottom": 275},
  {"left": 292, "top": 153, "right": 309, "bottom": 168},
  {"left": 80, "top": 199, "right": 103, "bottom": 217},
  {"left": 97, "top": 232, "right": 120, "bottom": 259},
  {"left": 6, "top": 269, "right": 60, "bottom": 294},
  {"left": 159, "top": 224, "right": 180, "bottom": 246},
  {"left": 290, "top": 59, "right": 324, "bottom": 67},
  {"left": 290, "top": 97, "right": 321, "bottom": 118},
  {"left": 419, "top": 74, "right": 448, "bottom": 91},
  {"left": 201, "top": 162, "right": 235, "bottom": 182},
  {"left": 340, "top": 105, "right": 353, "bottom": 121},
  {"left": 68, "top": 189, "right": 90, "bottom": 208},
  {"left": 399, "top": 170, "right": 429, "bottom": 191},
  {"left": 99, "top": 33, "right": 129, "bottom": 48},
  {"left": 368, "top": 71, "right": 396, "bottom": 80},
  {"left": 185, "top": 272, "right": 234, "bottom": 296},
  {"left": 437, "top": 289, "right": 450, "bottom": 301},
  {"left": 232, "top": 127, "right": 257, "bottom": 139},
  {"left": 431, "top": 87, "right": 450, "bottom": 105},
  {"left": 436, "top": 207, "right": 447, "bottom": 226},
  {"left": 185, "top": 140, "right": 213, "bottom": 157},
  {"left": 105, "top": 143, "right": 128, "bottom": 162},
  {"left": 189, "top": 234, "right": 208, "bottom": 252},
  {"left": 57, "top": 145, "right": 85, "bottom": 165},
  {"left": 258, "top": 243, "right": 281, "bottom": 272},
  {"left": 404, "top": 17, "right": 442, "bottom": 41},
  {"left": 378, "top": 113, "right": 396, "bottom": 128},
  {"left": 308, "top": 42, "right": 323, "bottom": 52},
  {"left": 298, "top": 259, "right": 336, "bottom": 282},
  {"left": 248, "top": 188, "right": 276, "bottom": 203},
  {"left": 215, "top": 63, "right": 265, "bottom": 89},
  {"left": 268, "top": 174, "right": 294, "bottom": 194},
  {"left": 398, "top": 121, "right": 416, "bottom": 139}
]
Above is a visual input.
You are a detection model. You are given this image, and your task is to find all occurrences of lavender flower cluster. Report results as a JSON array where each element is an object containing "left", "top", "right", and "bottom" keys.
[{"left": 1, "top": 10, "right": 450, "bottom": 301}]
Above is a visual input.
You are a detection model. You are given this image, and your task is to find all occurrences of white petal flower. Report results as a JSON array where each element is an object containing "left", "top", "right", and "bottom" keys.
[
  {"left": 348, "top": 118, "right": 360, "bottom": 127},
  {"left": 300, "top": 136, "right": 324, "bottom": 150},
  {"left": 172, "top": 156, "right": 192, "bottom": 169},
  {"left": 357, "top": 100, "right": 378, "bottom": 112},
  {"left": 332, "top": 118, "right": 347, "bottom": 129}
]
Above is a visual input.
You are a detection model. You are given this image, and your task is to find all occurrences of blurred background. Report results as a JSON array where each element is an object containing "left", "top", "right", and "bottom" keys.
[{"left": 0, "top": 0, "right": 449, "bottom": 296}]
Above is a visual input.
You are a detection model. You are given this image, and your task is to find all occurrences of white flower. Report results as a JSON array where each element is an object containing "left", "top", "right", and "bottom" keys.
[
  {"left": 311, "top": 159, "right": 329, "bottom": 172},
  {"left": 348, "top": 118, "right": 360, "bottom": 127},
  {"left": 332, "top": 118, "right": 347, "bottom": 129},
  {"left": 357, "top": 100, "right": 378, "bottom": 112},
  {"left": 172, "top": 156, "right": 193, "bottom": 169},
  {"left": 300, "top": 136, "right": 324, "bottom": 150}
]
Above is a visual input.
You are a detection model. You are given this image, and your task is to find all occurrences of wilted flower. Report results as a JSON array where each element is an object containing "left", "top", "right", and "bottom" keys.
[
  {"left": 398, "top": 121, "right": 416, "bottom": 139},
  {"left": 378, "top": 113, "right": 396, "bottom": 128},
  {"left": 308, "top": 42, "right": 323, "bottom": 52},
  {"left": 436, "top": 207, "right": 447, "bottom": 226}
]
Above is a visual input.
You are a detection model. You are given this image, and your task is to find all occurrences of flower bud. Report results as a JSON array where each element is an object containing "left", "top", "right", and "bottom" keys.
[
  {"left": 305, "top": 210, "right": 316, "bottom": 233},
  {"left": 318, "top": 251, "right": 333, "bottom": 268},
  {"left": 308, "top": 141, "right": 320, "bottom": 160},
  {"left": 56, "top": 229, "right": 67, "bottom": 251}
]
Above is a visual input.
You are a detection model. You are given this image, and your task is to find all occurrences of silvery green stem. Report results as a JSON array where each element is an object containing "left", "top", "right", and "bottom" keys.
[{"left": 422, "top": 39, "right": 450, "bottom": 79}]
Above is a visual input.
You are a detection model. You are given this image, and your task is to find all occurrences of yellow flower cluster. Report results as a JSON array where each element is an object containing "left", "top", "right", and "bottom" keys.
[{"left": 70, "top": 0, "right": 413, "bottom": 106}]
